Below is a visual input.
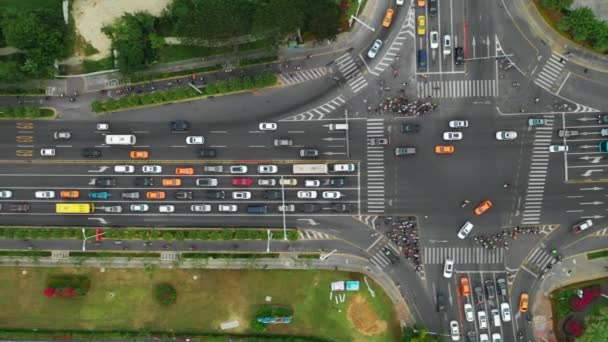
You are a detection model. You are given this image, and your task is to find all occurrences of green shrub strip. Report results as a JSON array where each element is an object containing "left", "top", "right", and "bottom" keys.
[
  {"left": 0, "top": 107, "right": 54, "bottom": 119},
  {"left": 0, "top": 88, "right": 45, "bottom": 95},
  {"left": 0, "top": 227, "right": 299, "bottom": 241},
  {"left": 181, "top": 252, "right": 280, "bottom": 259},
  {"left": 129, "top": 64, "right": 224, "bottom": 83},
  {"left": 69, "top": 252, "right": 161, "bottom": 258},
  {"left": 298, "top": 254, "right": 321, "bottom": 259},
  {"left": 587, "top": 249, "right": 608, "bottom": 260},
  {"left": 91, "top": 73, "right": 277, "bottom": 113},
  {"left": 0, "top": 250, "right": 51, "bottom": 257}
]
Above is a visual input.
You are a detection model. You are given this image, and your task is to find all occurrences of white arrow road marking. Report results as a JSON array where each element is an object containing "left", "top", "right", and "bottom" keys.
[
  {"left": 581, "top": 187, "right": 603, "bottom": 191},
  {"left": 322, "top": 152, "right": 347, "bottom": 155},
  {"left": 581, "top": 145, "right": 598, "bottom": 149},
  {"left": 297, "top": 218, "right": 319, "bottom": 225},
  {"left": 582, "top": 169, "right": 603, "bottom": 177},
  {"left": 88, "top": 166, "right": 109, "bottom": 173},
  {"left": 580, "top": 201, "right": 603, "bottom": 205},
  {"left": 323, "top": 137, "right": 346, "bottom": 141},
  {"left": 88, "top": 217, "right": 109, "bottom": 225},
  {"left": 580, "top": 156, "right": 603, "bottom": 163},
  {"left": 577, "top": 117, "right": 597, "bottom": 122},
  {"left": 582, "top": 215, "right": 604, "bottom": 219}
]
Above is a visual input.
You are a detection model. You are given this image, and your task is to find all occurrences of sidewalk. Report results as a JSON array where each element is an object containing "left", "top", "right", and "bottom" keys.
[
  {"left": 0, "top": 253, "right": 415, "bottom": 326},
  {"left": 532, "top": 253, "right": 608, "bottom": 342}
]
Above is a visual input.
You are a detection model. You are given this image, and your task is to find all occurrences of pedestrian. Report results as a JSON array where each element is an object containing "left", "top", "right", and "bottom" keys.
[{"left": 584, "top": 68, "right": 588, "bottom": 73}]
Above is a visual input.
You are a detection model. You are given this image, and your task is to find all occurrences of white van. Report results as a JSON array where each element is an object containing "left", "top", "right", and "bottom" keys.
[
  {"left": 457, "top": 221, "right": 474, "bottom": 239},
  {"left": 328, "top": 123, "right": 348, "bottom": 131},
  {"left": 491, "top": 309, "right": 501, "bottom": 327},
  {"left": 105, "top": 134, "right": 136, "bottom": 145}
]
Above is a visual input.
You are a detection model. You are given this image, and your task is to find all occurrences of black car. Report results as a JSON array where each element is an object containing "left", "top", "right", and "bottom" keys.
[
  {"left": 381, "top": 247, "right": 399, "bottom": 263},
  {"left": 328, "top": 178, "right": 346, "bottom": 187},
  {"left": 454, "top": 47, "right": 465, "bottom": 65},
  {"left": 121, "top": 191, "right": 140, "bottom": 200},
  {"left": 94, "top": 177, "right": 116, "bottom": 187},
  {"left": 135, "top": 177, "right": 154, "bottom": 186},
  {"left": 264, "top": 190, "right": 282, "bottom": 200},
  {"left": 198, "top": 149, "right": 217, "bottom": 158},
  {"left": 428, "top": 0, "right": 438, "bottom": 16},
  {"left": 466, "top": 331, "right": 476, "bottom": 342},
  {"left": 170, "top": 121, "right": 190, "bottom": 132},
  {"left": 207, "top": 190, "right": 225, "bottom": 200},
  {"left": 10, "top": 203, "right": 30, "bottom": 212},
  {"left": 436, "top": 294, "right": 446, "bottom": 312},
  {"left": 496, "top": 278, "right": 507, "bottom": 296},
  {"left": 474, "top": 286, "right": 484, "bottom": 304},
  {"left": 302, "top": 203, "right": 320, "bottom": 213},
  {"left": 485, "top": 280, "right": 496, "bottom": 299},
  {"left": 331, "top": 203, "right": 352, "bottom": 212},
  {"left": 299, "top": 148, "right": 319, "bottom": 158},
  {"left": 400, "top": 123, "right": 420, "bottom": 133},
  {"left": 176, "top": 191, "right": 193, "bottom": 200},
  {"left": 82, "top": 148, "right": 102, "bottom": 158}
]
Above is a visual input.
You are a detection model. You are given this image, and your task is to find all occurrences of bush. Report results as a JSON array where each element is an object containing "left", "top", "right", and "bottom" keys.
[
  {"left": 154, "top": 283, "right": 177, "bottom": 305},
  {"left": 0, "top": 107, "right": 54, "bottom": 119},
  {"left": 587, "top": 249, "right": 608, "bottom": 259},
  {"left": 45, "top": 274, "right": 91, "bottom": 298},
  {"left": 564, "top": 318, "right": 584, "bottom": 337}
]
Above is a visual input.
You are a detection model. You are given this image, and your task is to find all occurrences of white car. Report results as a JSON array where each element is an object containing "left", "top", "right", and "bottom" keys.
[
  {"left": 322, "top": 191, "right": 342, "bottom": 199},
  {"left": 367, "top": 39, "right": 383, "bottom": 59},
  {"left": 443, "top": 35, "right": 452, "bottom": 55},
  {"left": 35, "top": 191, "right": 55, "bottom": 199},
  {"left": 495, "top": 131, "right": 517, "bottom": 140},
  {"left": 186, "top": 136, "right": 205, "bottom": 144},
  {"left": 479, "top": 334, "right": 489, "bottom": 342},
  {"left": 258, "top": 179, "right": 276, "bottom": 186},
  {"left": 159, "top": 205, "right": 175, "bottom": 213},
  {"left": 0, "top": 190, "right": 12, "bottom": 198},
  {"left": 464, "top": 303, "right": 474, "bottom": 322},
  {"left": 573, "top": 219, "right": 593, "bottom": 233},
  {"left": 457, "top": 222, "right": 474, "bottom": 239},
  {"left": 191, "top": 204, "right": 212, "bottom": 212},
  {"left": 443, "top": 258, "right": 455, "bottom": 278},
  {"left": 257, "top": 165, "right": 278, "bottom": 174},
  {"left": 430, "top": 31, "right": 439, "bottom": 49},
  {"left": 40, "top": 148, "right": 56, "bottom": 157},
  {"left": 491, "top": 333, "right": 502, "bottom": 342},
  {"left": 218, "top": 204, "right": 237, "bottom": 212},
  {"left": 259, "top": 122, "right": 277, "bottom": 131},
  {"left": 396, "top": 0, "right": 404, "bottom": 5},
  {"left": 478, "top": 311, "right": 488, "bottom": 329},
  {"left": 232, "top": 191, "right": 251, "bottom": 200},
  {"left": 443, "top": 132, "right": 463, "bottom": 141},
  {"left": 142, "top": 165, "right": 162, "bottom": 173},
  {"left": 230, "top": 165, "right": 248, "bottom": 174},
  {"left": 549, "top": 145, "right": 568, "bottom": 152},
  {"left": 96, "top": 123, "right": 109, "bottom": 131},
  {"left": 449, "top": 120, "right": 469, "bottom": 128},
  {"left": 278, "top": 204, "right": 295, "bottom": 212},
  {"left": 304, "top": 180, "right": 321, "bottom": 187},
  {"left": 500, "top": 302, "right": 511, "bottom": 322},
  {"left": 297, "top": 191, "right": 318, "bottom": 199},
  {"left": 332, "top": 163, "right": 356, "bottom": 172},
  {"left": 449, "top": 320, "right": 460, "bottom": 341},
  {"left": 114, "top": 165, "right": 135, "bottom": 173},
  {"left": 130, "top": 204, "right": 149, "bottom": 212}
]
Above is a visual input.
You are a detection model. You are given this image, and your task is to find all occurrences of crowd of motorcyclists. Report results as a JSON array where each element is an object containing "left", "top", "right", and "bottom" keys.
[
  {"left": 383, "top": 216, "right": 423, "bottom": 274},
  {"left": 472, "top": 226, "right": 545, "bottom": 250}
]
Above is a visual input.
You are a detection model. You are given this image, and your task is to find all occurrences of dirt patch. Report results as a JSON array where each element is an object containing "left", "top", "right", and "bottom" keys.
[
  {"left": 72, "top": 0, "right": 171, "bottom": 60},
  {"left": 347, "top": 293, "right": 387, "bottom": 336}
]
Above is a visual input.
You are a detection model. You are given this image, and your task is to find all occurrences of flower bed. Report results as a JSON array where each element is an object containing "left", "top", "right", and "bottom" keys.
[
  {"left": 43, "top": 274, "right": 91, "bottom": 298},
  {"left": 564, "top": 318, "right": 584, "bottom": 337},
  {"left": 570, "top": 286, "right": 602, "bottom": 311}
]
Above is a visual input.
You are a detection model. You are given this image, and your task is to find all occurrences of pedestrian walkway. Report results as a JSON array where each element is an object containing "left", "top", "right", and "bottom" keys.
[
  {"left": 51, "top": 250, "right": 70, "bottom": 260},
  {"left": 416, "top": 80, "right": 497, "bottom": 98},
  {"left": 366, "top": 119, "right": 386, "bottom": 214},
  {"left": 334, "top": 52, "right": 368, "bottom": 93},
  {"left": 423, "top": 247, "right": 505, "bottom": 265},
  {"left": 160, "top": 251, "right": 179, "bottom": 261},
  {"left": 279, "top": 95, "right": 346, "bottom": 121},
  {"left": 298, "top": 229, "right": 332, "bottom": 240},
  {"left": 370, "top": 6, "right": 415, "bottom": 76},
  {"left": 277, "top": 67, "right": 328, "bottom": 86},
  {"left": 524, "top": 246, "right": 555, "bottom": 274},
  {"left": 369, "top": 240, "right": 400, "bottom": 270},
  {"left": 522, "top": 116, "right": 555, "bottom": 225},
  {"left": 534, "top": 52, "right": 569, "bottom": 94}
]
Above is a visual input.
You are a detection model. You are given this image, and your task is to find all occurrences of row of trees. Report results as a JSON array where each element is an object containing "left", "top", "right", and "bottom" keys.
[{"left": 541, "top": 0, "right": 608, "bottom": 53}]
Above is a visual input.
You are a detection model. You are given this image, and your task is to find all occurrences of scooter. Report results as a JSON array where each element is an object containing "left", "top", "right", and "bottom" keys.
[{"left": 461, "top": 200, "right": 470, "bottom": 208}]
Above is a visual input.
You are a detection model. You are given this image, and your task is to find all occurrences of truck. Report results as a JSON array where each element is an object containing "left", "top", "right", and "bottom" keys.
[{"left": 292, "top": 164, "right": 328, "bottom": 174}]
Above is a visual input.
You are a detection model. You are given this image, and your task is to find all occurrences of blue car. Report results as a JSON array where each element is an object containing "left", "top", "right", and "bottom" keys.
[{"left": 88, "top": 191, "right": 110, "bottom": 199}]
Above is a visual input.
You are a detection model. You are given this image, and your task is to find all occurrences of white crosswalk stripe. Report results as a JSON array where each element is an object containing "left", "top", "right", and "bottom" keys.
[
  {"left": 423, "top": 247, "right": 505, "bottom": 265},
  {"left": 369, "top": 242, "right": 400, "bottom": 269},
  {"left": 355, "top": 215, "right": 379, "bottom": 229},
  {"left": 522, "top": 116, "right": 555, "bottom": 225},
  {"left": 334, "top": 53, "right": 368, "bottom": 93},
  {"left": 534, "top": 53, "right": 568, "bottom": 93},
  {"left": 417, "top": 80, "right": 497, "bottom": 98},
  {"left": 160, "top": 251, "right": 179, "bottom": 261},
  {"left": 298, "top": 230, "right": 332, "bottom": 240},
  {"left": 51, "top": 250, "right": 70, "bottom": 260},
  {"left": 370, "top": 6, "right": 415, "bottom": 75},
  {"left": 591, "top": 228, "right": 608, "bottom": 236},
  {"left": 525, "top": 247, "right": 554, "bottom": 272},
  {"left": 279, "top": 95, "right": 346, "bottom": 121},
  {"left": 366, "top": 119, "right": 385, "bottom": 213},
  {"left": 278, "top": 67, "right": 328, "bottom": 85}
]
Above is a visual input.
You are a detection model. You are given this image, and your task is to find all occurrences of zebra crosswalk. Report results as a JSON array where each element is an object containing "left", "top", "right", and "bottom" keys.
[
  {"left": 279, "top": 95, "right": 346, "bottom": 121},
  {"left": 534, "top": 53, "right": 568, "bottom": 94},
  {"left": 522, "top": 116, "right": 555, "bottom": 225},
  {"left": 592, "top": 228, "right": 608, "bottom": 236},
  {"left": 51, "top": 250, "right": 70, "bottom": 260},
  {"left": 366, "top": 119, "right": 385, "bottom": 213},
  {"left": 423, "top": 247, "right": 505, "bottom": 265},
  {"left": 298, "top": 230, "right": 332, "bottom": 240},
  {"left": 160, "top": 251, "right": 179, "bottom": 261},
  {"left": 525, "top": 247, "right": 555, "bottom": 273},
  {"left": 417, "top": 80, "right": 497, "bottom": 98},
  {"left": 370, "top": 6, "right": 415, "bottom": 75},
  {"left": 369, "top": 241, "right": 400, "bottom": 269},
  {"left": 278, "top": 67, "right": 328, "bottom": 86},
  {"left": 334, "top": 52, "right": 368, "bottom": 93}
]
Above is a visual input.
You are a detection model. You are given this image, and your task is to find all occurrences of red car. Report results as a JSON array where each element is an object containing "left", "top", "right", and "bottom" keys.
[{"left": 231, "top": 177, "right": 253, "bottom": 187}]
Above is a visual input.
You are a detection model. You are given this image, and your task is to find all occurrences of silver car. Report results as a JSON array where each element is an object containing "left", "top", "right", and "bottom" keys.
[
  {"left": 443, "top": 132, "right": 463, "bottom": 141},
  {"left": 495, "top": 131, "right": 517, "bottom": 140},
  {"left": 130, "top": 204, "right": 149, "bottom": 212},
  {"left": 367, "top": 39, "right": 383, "bottom": 58},
  {"left": 191, "top": 204, "right": 212, "bottom": 212},
  {"left": 0, "top": 190, "right": 13, "bottom": 198}
]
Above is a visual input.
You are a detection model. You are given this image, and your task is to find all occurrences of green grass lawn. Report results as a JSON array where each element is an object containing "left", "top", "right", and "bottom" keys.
[
  {"left": 0, "top": 267, "right": 399, "bottom": 342},
  {"left": 0, "top": 0, "right": 63, "bottom": 11}
]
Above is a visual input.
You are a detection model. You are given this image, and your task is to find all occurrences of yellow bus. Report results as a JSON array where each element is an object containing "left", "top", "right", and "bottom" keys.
[{"left": 55, "top": 203, "right": 95, "bottom": 214}]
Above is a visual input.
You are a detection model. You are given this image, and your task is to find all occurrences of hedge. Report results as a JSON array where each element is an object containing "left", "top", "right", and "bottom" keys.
[
  {"left": 181, "top": 252, "right": 280, "bottom": 259},
  {"left": 129, "top": 64, "right": 223, "bottom": 83},
  {"left": 298, "top": 254, "right": 321, "bottom": 259},
  {"left": 0, "top": 227, "right": 299, "bottom": 242},
  {"left": 0, "top": 250, "right": 51, "bottom": 257},
  {"left": 91, "top": 73, "right": 277, "bottom": 113},
  {"left": 587, "top": 249, "right": 608, "bottom": 260},
  {"left": 0, "top": 107, "right": 54, "bottom": 119},
  {"left": 0, "top": 88, "right": 45, "bottom": 95},
  {"left": 69, "top": 252, "right": 161, "bottom": 258}
]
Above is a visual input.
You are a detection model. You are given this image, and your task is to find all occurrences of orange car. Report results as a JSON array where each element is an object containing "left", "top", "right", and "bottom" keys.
[
  {"left": 435, "top": 145, "right": 455, "bottom": 154},
  {"left": 146, "top": 191, "right": 166, "bottom": 200},
  {"left": 162, "top": 178, "right": 182, "bottom": 187},
  {"left": 519, "top": 293, "right": 529, "bottom": 312},
  {"left": 60, "top": 190, "right": 80, "bottom": 199},
  {"left": 175, "top": 167, "right": 194, "bottom": 175},
  {"left": 418, "top": 0, "right": 426, "bottom": 6},
  {"left": 130, "top": 150, "right": 149, "bottom": 159},
  {"left": 460, "top": 276, "right": 471, "bottom": 296},
  {"left": 474, "top": 200, "right": 493, "bottom": 216},
  {"left": 382, "top": 8, "right": 394, "bottom": 28}
]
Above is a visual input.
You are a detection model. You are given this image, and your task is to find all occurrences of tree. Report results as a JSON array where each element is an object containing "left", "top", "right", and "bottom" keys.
[
  {"left": 252, "top": 0, "right": 304, "bottom": 40},
  {"left": 0, "top": 61, "right": 26, "bottom": 82},
  {"left": 557, "top": 7, "right": 597, "bottom": 42},
  {"left": 302, "top": 0, "right": 341, "bottom": 41},
  {"left": 589, "top": 21, "right": 608, "bottom": 53},
  {"left": 541, "top": 0, "right": 573, "bottom": 11},
  {"left": 400, "top": 326, "right": 440, "bottom": 342}
]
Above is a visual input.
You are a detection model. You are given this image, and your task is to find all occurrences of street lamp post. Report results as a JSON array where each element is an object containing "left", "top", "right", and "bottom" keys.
[{"left": 81, "top": 228, "right": 105, "bottom": 251}]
